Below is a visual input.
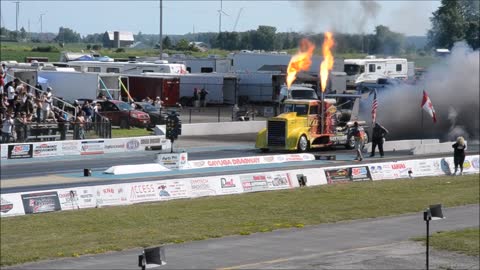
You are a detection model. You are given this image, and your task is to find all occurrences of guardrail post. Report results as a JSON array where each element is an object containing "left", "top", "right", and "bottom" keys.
[{"left": 189, "top": 109, "right": 192, "bottom": 124}]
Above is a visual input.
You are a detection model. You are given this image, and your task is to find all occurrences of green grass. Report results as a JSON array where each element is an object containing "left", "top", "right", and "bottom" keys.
[
  {"left": 111, "top": 128, "right": 152, "bottom": 138},
  {"left": 1, "top": 174, "right": 479, "bottom": 266},
  {"left": 413, "top": 228, "right": 480, "bottom": 257}
]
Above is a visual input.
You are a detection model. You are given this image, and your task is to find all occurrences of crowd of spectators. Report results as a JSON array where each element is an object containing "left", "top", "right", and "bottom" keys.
[{"left": 0, "top": 65, "right": 74, "bottom": 143}]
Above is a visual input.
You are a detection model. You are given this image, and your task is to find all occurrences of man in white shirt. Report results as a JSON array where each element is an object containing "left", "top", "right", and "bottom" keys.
[{"left": 1, "top": 114, "right": 14, "bottom": 143}]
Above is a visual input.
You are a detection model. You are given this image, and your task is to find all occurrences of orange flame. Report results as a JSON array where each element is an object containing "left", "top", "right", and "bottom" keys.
[
  {"left": 320, "top": 32, "right": 335, "bottom": 92},
  {"left": 286, "top": 38, "right": 315, "bottom": 89}
]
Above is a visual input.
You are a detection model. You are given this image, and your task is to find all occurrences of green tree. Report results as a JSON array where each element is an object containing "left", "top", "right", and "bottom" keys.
[
  {"left": 372, "top": 25, "right": 405, "bottom": 55},
  {"left": 175, "top": 39, "right": 191, "bottom": 51},
  {"left": 54, "top": 27, "right": 81, "bottom": 43},
  {"left": 162, "top": 36, "right": 172, "bottom": 49},
  {"left": 19, "top": 27, "right": 27, "bottom": 39},
  {"left": 428, "top": 0, "right": 465, "bottom": 49},
  {"left": 251, "top": 25, "right": 277, "bottom": 50}
]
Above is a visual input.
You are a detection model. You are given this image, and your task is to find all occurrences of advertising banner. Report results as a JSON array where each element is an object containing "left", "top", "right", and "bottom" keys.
[
  {"left": 368, "top": 161, "right": 413, "bottom": 181},
  {"left": 8, "top": 144, "right": 33, "bottom": 159},
  {"left": 287, "top": 168, "right": 328, "bottom": 187},
  {"left": 187, "top": 154, "right": 315, "bottom": 169},
  {"left": 324, "top": 166, "right": 371, "bottom": 184},
  {"left": 125, "top": 138, "right": 142, "bottom": 151},
  {"left": 104, "top": 139, "right": 127, "bottom": 153},
  {"left": 95, "top": 185, "right": 128, "bottom": 206},
  {"left": 157, "top": 152, "right": 188, "bottom": 170},
  {"left": 56, "top": 187, "right": 97, "bottom": 210},
  {"left": 61, "top": 141, "right": 80, "bottom": 156},
  {"left": 128, "top": 182, "right": 159, "bottom": 203},
  {"left": 80, "top": 140, "right": 105, "bottom": 155},
  {"left": 266, "top": 172, "right": 294, "bottom": 190},
  {"left": 0, "top": 144, "right": 8, "bottom": 160},
  {"left": 1, "top": 193, "right": 25, "bottom": 217},
  {"left": 156, "top": 180, "right": 189, "bottom": 201},
  {"left": 215, "top": 175, "right": 243, "bottom": 195},
  {"left": 441, "top": 155, "right": 480, "bottom": 175},
  {"left": 21, "top": 191, "right": 61, "bottom": 214},
  {"left": 32, "top": 142, "right": 61, "bottom": 158},
  {"left": 189, "top": 178, "right": 217, "bottom": 197}
]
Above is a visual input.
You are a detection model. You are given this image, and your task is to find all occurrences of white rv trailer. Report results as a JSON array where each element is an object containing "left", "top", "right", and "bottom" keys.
[
  {"left": 54, "top": 60, "right": 187, "bottom": 75},
  {"left": 344, "top": 57, "right": 408, "bottom": 88}
]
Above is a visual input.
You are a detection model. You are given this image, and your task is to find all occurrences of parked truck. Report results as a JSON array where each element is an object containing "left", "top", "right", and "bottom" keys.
[{"left": 255, "top": 93, "right": 369, "bottom": 152}]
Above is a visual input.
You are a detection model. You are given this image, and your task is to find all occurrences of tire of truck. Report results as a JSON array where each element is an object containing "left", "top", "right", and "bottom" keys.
[{"left": 297, "top": 135, "right": 309, "bottom": 152}]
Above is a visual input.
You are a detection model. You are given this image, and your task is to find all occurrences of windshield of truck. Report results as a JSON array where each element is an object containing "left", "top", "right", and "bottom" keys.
[
  {"left": 344, "top": 64, "right": 362, "bottom": 76},
  {"left": 284, "top": 104, "right": 308, "bottom": 116},
  {"left": 291, "top": 90, "right": 318, "bottom": 100},
  {"left": 116, "top": 102, "right": 132, "bottom": 111}
]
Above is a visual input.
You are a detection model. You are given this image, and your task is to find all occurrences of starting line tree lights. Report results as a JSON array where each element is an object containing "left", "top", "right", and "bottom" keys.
[
  {"left": 166, "top": 111, "right": 182, "bottom": 153},
  {"left": 423, "top": 204, "right": 445, "bottom": 270}
]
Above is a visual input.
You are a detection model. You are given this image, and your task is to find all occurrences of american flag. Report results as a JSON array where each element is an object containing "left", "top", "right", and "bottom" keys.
[{"left": 371, "top": 89, "right": 378, "bottom": 124}]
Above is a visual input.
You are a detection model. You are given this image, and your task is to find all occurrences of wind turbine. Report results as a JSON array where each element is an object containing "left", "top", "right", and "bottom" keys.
[
  {"left": 233, "top": 7, "right": 244, "bottom": 32},
  {"left": 218, "top": 0, "right": 229, "bottom": 33}
]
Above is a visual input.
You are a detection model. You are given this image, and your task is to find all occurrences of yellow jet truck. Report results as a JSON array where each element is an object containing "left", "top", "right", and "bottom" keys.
[{"left": 255, "top": 93, "right": 369, "bottom": 152}]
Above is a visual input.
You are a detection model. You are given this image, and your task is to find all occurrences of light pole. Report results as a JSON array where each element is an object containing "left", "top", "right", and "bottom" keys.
[
  {"left": 159, "top": 0, "right": 163, "bottom": 59},
  {"left": 40, "top": 13, "right": 45, "bottom": 41},
  {"left": 12, "top": 1, "right": 20, "bottom": 40}
]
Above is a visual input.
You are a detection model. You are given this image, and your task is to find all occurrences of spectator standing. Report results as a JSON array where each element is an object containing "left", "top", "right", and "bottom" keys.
[
  {"left": 0, "top": 66, "right": 4, "bottom": 95},
  {"left": 154, "top": 96, "right": 163, "bottom": 112},
  {"left": 75, "top": 111, "right": 86, "bottom": 140},
  {"left": 15, "top": 112, "right": 28, "bottom": 142},
  {"left": 1, "top": 114, "right": 14, "bottom": 143},
  {"left": 452, "top": 136, "right": 467, "bottom": 176},
  {"left": 200, "top": 88, "right": 208, "bottom": 107},
  {"left": 82, "top": 101, "right": 93, "bottom": 122},
  {"left": 0, "top": 95, "right": 8, "bottom": 119},
  {"left": 42, "top": 93, "right": 53, "bottom": 122},
  {"left": 370, "top": 122, "right": 389, "bottom": 157},
  {"left": 6, "top": 80, "right": 16, "bottom": 107},
  {"left": 34, "top": 93, "right": 43, "bottom": 122},
  {"left": 348, "top": 121, "right": 365, "bottom": 161},
  {"left": 54, "top": 108, "right": 68, "bottom": 140}
]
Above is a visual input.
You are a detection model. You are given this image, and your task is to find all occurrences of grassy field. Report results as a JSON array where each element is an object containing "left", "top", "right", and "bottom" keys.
[
  {"left": 1, "top": 174, "right": 479, "bottom": 266},
  {"left": 111, "top": 127, "right": 152, "bottom": 138},
  {"left": 414, "top": 228, "right": 479, "bottom": 257}
]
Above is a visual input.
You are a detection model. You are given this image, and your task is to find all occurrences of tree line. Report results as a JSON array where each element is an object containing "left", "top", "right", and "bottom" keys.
[{"left": 1, "top": 0, "right": 478, "bottom": 53}]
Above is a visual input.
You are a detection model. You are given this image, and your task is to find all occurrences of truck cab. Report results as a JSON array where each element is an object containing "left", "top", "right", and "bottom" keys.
[{"left": 256, "top": 95, "right": 368, "bottom": 152}]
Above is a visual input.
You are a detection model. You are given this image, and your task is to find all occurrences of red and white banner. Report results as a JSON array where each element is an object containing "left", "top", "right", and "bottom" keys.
[
  {"left": 0, "top": 193, "right": 25, "bottom": 217},
  {"left": 33, "top": 142, "right": 62, "bottom": 158}
]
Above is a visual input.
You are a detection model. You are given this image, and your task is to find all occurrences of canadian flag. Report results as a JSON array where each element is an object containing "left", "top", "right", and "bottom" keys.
[{"left": 421, "top": 90, "right": 437, "bottom": 123}]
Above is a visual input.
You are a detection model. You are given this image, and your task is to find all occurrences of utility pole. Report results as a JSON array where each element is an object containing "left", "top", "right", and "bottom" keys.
[
  {"left": 159, "top": 0, "right": 163, "bottom": 60},
  {"left": 218, "top": 0, "right": 222, "bottom": 33},
  {"left": 13, "top": 1, "right": 20, "bottom": 40},
  {"left": 40, "top": 13, "right": 45, "bottom": 41}
]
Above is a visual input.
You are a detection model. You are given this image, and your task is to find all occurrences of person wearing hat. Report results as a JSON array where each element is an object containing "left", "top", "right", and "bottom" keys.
[{"left": 46, "top": 87, "right": 53, "bottom": 98}]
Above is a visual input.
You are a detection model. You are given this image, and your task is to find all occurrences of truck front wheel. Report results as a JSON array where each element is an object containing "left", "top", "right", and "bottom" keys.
[{"left": 297, "top": 135, "right": 309, "bottom": 152}]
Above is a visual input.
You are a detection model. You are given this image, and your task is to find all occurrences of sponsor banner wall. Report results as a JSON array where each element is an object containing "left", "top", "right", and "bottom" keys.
[
  {"left": 61, "top": 141, "right": 81, "bottom": 156},
  {"left": 81, "top": 140, "right": 105, "bottom": 155},
  {"left": 368, "top": 160, "right": 413, "bottom": 181},
  {"left": 441, "top": 155, "right": 480, "bottom": 175},
  {"left": 287, "top": 168, "right": 327, "bottom": 187},
  {"left": 7, "top": 144, "right": 33, "bottom": 159},
  {"left": 57, "top": 187, "right": 97, "bottom": 210},
  {"left": 187, "top": 154, "right": 315, "bottom": 169},
  {"left": 128, "top": 182, "right": 159, "bottom": 203},
  {"left": 155, "top": 180, "right": 190, "bottom": 201},
  {"left": 157, "top": 152, "right": 188, "bottom": 169},
  {"left": 324, "top": 165, "right": 372, "bottom": 184},
  {"left": 0, "top": 193, "right": 25, "bottom": 217},
  {"left": 1, "top": 144, "right": 8, "bottom": 160},
  {"left": 21, "top": 191, "right": 62, "bottom": 214},
  {"left": 104, "top": 139, "right": 127, "bottom": 153},
  {"left": 210, "top": 175, "right": 244, "bottom": 195},
  {"left": 32, "top": 142, "right": 62, "bottom": 158},
  {"left": 95, "top": 184, "right": 129, "bottom": 206}
]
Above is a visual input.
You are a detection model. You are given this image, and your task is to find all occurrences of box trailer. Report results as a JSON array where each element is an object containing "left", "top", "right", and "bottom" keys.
[
  {"left": 120, "top": 74, "right": 180, "bottom": 106},
  {"left": 37, "top": 71, "right": 122, "bottom": 102}
]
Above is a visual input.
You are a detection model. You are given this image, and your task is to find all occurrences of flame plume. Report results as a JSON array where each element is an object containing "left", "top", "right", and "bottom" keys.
[
  {"left": 320, "top": 32, "right": 335, "bottom": 92},
  {"left": 286, "top": 38, "right": 315, "bottom": 89}
]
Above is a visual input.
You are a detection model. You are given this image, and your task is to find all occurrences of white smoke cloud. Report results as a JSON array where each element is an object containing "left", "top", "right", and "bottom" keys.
[{"left": 359, "top": 42, "right": 480, "bottom": 142}]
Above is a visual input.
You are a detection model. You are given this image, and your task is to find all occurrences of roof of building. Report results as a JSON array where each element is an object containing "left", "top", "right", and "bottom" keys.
[{"left": 105, "top": 31, "right": 134, "bottom": 41}]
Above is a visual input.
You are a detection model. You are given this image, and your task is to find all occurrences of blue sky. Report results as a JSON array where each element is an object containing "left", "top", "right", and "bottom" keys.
[{"left": 0, "top": 1, "right": 440, "bottom": 36}]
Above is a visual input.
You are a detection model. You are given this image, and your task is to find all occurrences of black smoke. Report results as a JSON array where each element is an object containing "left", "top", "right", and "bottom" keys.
[{"left": 359, "top": 42, "right": 480, "bottom": 142}]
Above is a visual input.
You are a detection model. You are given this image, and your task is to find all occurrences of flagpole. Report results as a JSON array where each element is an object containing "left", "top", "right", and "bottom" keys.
[{"left": 421, "top": 109, "right": 424, "bottom": 144}]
